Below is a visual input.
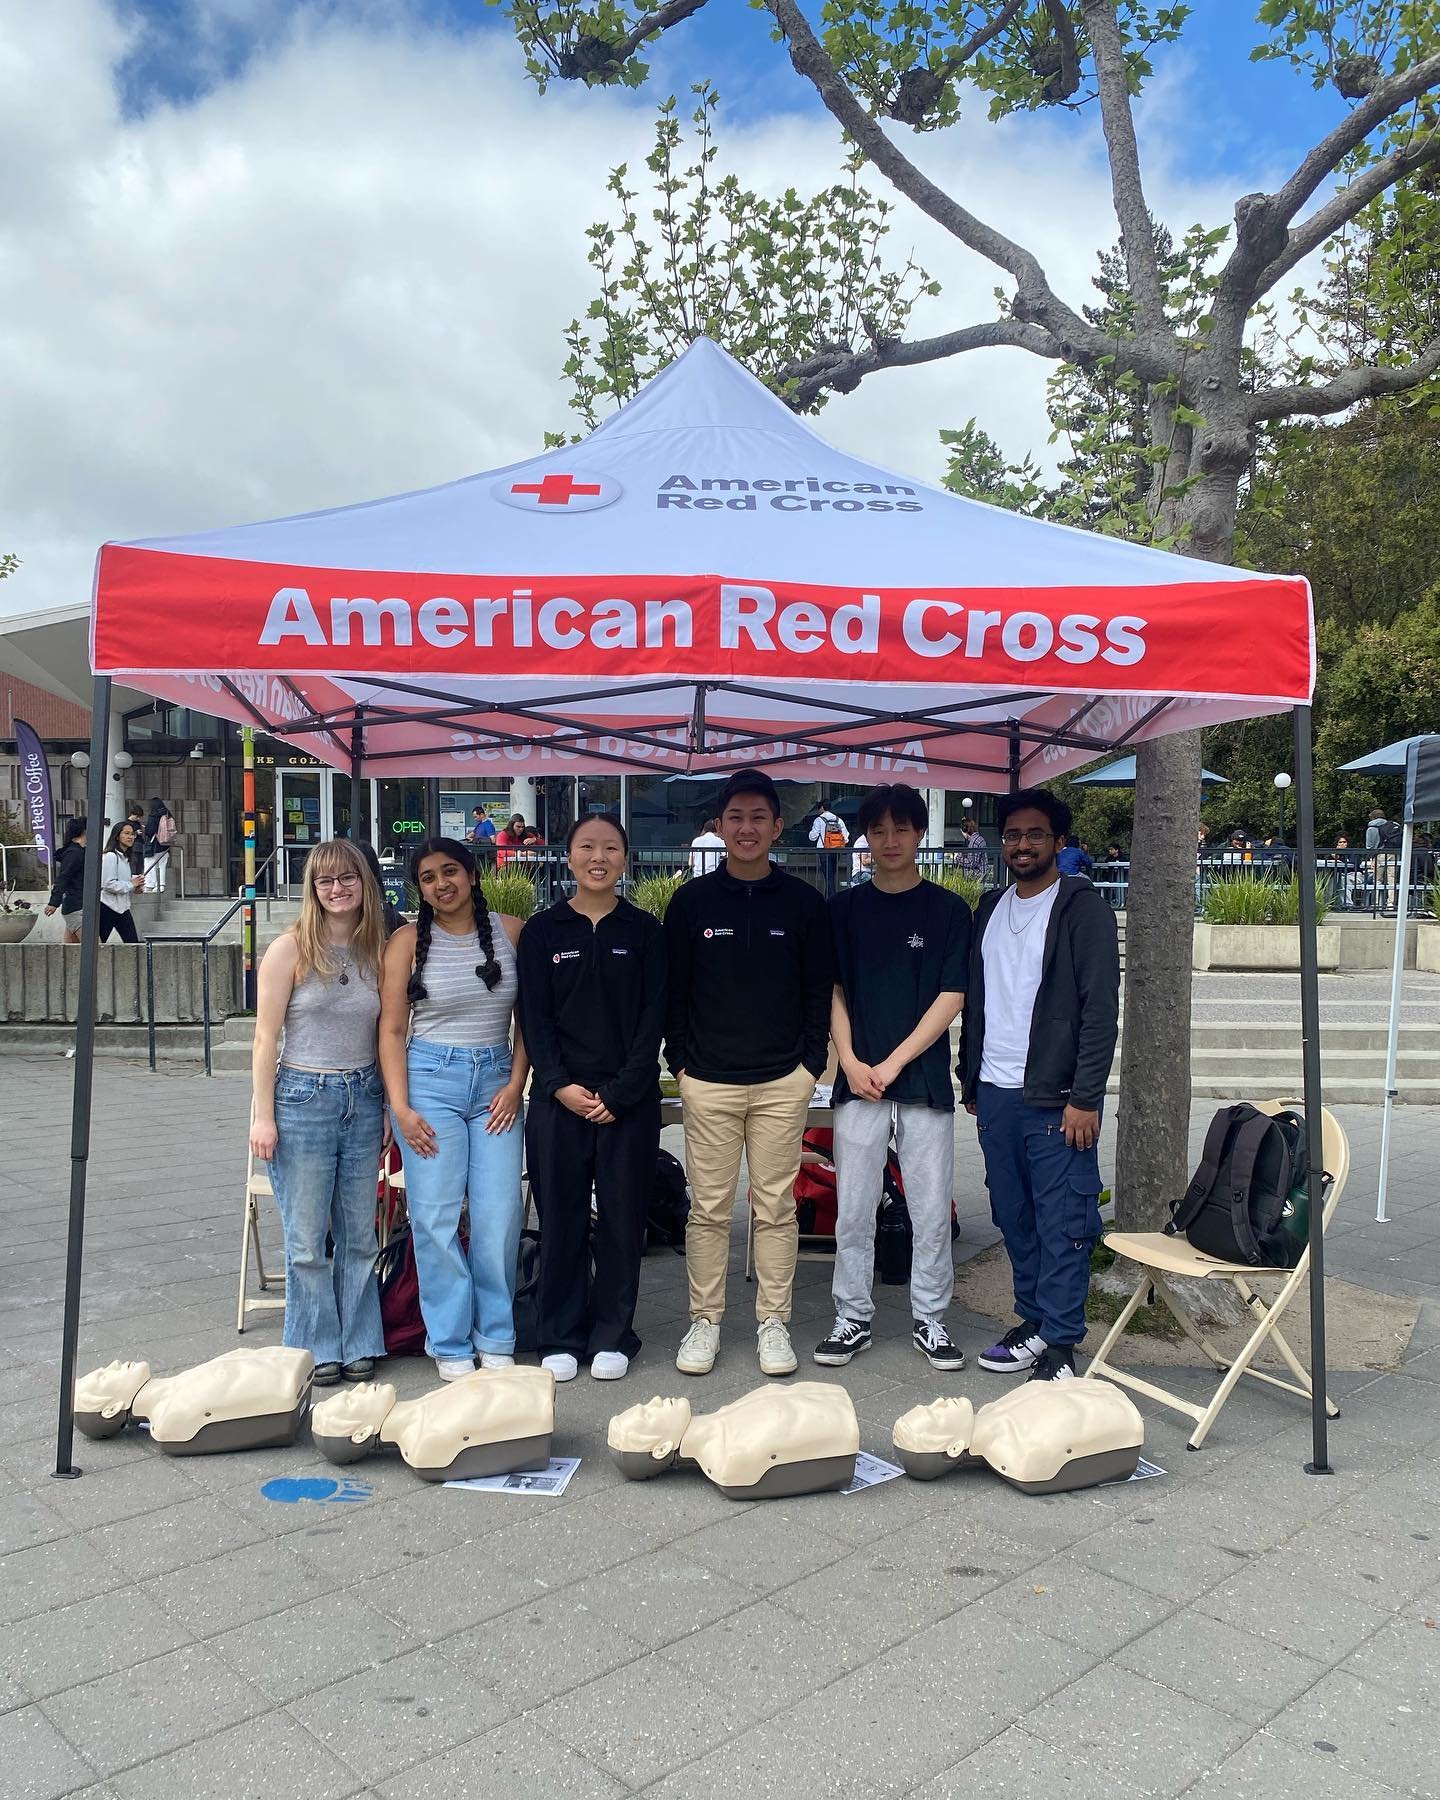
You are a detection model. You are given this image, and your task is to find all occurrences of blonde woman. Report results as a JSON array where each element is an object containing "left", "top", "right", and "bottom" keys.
[{"left": 250, "top": 839, "right": 388, "bottom": 1385}]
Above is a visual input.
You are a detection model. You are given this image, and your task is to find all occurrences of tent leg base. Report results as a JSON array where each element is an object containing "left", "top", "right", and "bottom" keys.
[
  {"left": 51, "top": 1466, "right": 83, "bottom": 1481},
  {"left": 1303, "top": 1461, "right": 1335, "bottom": 1476}
]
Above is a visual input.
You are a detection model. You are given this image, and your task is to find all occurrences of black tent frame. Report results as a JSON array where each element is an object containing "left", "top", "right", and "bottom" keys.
[{"left": 52, "top": 673, "right": 1331, "bottom": 1478}]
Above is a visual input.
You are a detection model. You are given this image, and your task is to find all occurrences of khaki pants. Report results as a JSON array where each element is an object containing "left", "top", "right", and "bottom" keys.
[{"left": 679, "top": 1064, "right": 814, "bottom": 1323}]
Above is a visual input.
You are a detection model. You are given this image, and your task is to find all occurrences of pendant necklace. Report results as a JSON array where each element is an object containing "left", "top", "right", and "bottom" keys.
[
  {"left": 333, "top": 946, "right": 352, "bottom": 985},
  {"left": 1005, "top": 889, "right": 1042, "bottom": 936}
]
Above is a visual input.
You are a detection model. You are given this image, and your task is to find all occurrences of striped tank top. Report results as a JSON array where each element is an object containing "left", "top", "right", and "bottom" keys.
[{"left": 410, "top": 914, "right": 518, "bottom": 1048}]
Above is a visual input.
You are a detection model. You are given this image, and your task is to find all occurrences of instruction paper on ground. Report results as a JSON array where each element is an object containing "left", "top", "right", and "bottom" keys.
[
  {"left": 842, "top": 1451, "right": 904, "bottom": 1495},
  {"left": 1106, "top": 1457, "right": 1166, "bottom": 1484},
  {"left": 444, "top": 1456, "right": 580, "bottom": 1497}
]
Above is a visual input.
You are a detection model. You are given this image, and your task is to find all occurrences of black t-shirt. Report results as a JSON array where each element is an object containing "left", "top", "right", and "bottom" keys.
[{"left": 829, "top": 878, "right": 972, "bottom": 1111}]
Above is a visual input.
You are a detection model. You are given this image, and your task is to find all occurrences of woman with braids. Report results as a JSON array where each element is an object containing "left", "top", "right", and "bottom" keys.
[
  {"left": 379, "top": 838, "right": 530, "bottom": 1381},
  {"left": 517, "top": 815, "right": 665, "bottom": 1383},
  {"left": 250, "top": 839, "right": 388, "bottom": 1385}
]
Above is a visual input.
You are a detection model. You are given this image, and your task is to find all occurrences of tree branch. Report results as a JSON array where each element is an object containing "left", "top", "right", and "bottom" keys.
[
  {"left": 1248, "top": 337, "right": 1440, "bottom": 422},
  {"left": 1217, "top": 51, "right": 1440, "bottom": 312},
  {"left": 887, "top": 0, "right": 1027, "bottom": 124},
  {"left": 781, "top": 318, "right": 1063, "bottom": 407},
  {"left": 555, "top": 0, "right": 710, "bottom": 79},
  {"left": 1253, "top": 131, "right": 1440, "bottom": 296},
  {"left": 768, "top": 0, "right": 1182, "bottom": 388},
  {"left": 1082, "top": 0, "right": 1164, "bottom": 327}
]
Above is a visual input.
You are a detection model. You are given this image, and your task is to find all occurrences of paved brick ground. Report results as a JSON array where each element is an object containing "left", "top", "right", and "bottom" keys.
[{"left": 3, "top": 1053, "right": 1438, "bottom": 1799}]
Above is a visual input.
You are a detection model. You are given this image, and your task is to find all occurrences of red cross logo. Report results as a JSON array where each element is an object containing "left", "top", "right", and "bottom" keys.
[
  {"left": 494, "top": 468, "right": 619, "bottom": 513},
  {"left": 511, "top": 473, "right": 603, "bottom": 506}
]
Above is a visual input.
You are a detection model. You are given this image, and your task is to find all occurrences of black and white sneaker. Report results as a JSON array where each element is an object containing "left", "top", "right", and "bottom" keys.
[
  {"left": 1026, "top": 1345, "right": 1077, "bottom": 1382},
  {"left": 813, "top": 1317, "right": 872, "bottom": 1366},
  {"left": 912, "top": 1318, "right": 966, "bottom": 1371},
  {"left": 977, "top": 1323, "right": 1047, "bottom": 1374}
]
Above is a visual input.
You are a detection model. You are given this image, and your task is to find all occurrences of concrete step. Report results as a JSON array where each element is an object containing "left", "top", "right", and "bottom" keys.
[{"left": 0, "top": 1021, "right": 244, "bottom": 1063}]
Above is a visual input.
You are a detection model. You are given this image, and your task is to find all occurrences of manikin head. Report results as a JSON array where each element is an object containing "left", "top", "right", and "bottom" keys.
[{"left": 607, "top": 1395, "right": 693, "bottom": 1468}]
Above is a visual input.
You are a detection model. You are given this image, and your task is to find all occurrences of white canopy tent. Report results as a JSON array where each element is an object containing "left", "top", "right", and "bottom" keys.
[{"left": 56, "top": 340, "right": 1332, "bottom": 1475}]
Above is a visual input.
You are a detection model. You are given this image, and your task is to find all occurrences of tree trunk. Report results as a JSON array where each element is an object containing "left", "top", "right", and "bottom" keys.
[{"left": 1113, "top": 418, "right": 1248, "bottom": 1232}]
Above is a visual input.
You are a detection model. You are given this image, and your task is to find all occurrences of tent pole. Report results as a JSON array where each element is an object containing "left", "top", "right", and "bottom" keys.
[
  {"left": 1007, "top": 720, "right": 1021, "bottom": 794},
  {"left": 349, "top": 709, "right": 364, "bottom": 842},
  {"left": 1292, "top": 704, "right": 1330, "bottom": 1475},
  {"left": 53, "top": 674, "right": 113, "bottom": 1480},
  {"left": 1375, "top": 817, "right": 1412, "bottom": 1224}
]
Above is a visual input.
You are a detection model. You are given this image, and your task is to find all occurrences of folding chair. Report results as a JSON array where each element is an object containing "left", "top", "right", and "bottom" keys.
[
  {"left": 1084, "top": 1099, "right": 1350, "bottom": 1450},
  {"left": 236, "top": 1143, "right": 285, "bottom": 1332}
]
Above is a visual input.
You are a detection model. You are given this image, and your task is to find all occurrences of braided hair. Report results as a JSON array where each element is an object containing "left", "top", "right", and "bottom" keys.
[{"left": 406, "top": 837, "right": 503, "bottom": 1003}]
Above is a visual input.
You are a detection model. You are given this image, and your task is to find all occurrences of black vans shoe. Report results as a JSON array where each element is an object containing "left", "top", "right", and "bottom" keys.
[
  {"left": 813, "top": 1318, "right": 872, "bottom": 1366},
  {"left": 912, "top": 1318, "right": 966, "bottom": 1371}
]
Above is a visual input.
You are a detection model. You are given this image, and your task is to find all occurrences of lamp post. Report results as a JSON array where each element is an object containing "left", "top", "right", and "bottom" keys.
[{"left": 1274, "top": 771, "right": 1292, "bottom": 847}]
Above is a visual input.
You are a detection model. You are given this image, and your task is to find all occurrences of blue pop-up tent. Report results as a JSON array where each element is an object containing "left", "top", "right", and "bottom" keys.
[
  {"left": 1073, "top": 754, "right": 1228, "bottom": 787},
  {"left": 1338, "top": 734, "right": 1433, "bottom": 775}
]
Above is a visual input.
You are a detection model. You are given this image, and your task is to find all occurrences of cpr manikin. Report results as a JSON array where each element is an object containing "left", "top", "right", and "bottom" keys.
[
  {"left": 893, "top": 1383, "right": 1144, "bottom": 1494},
  {"left": 74, "top": 1348, "right": 313, "bottom": 1455},
  {"left": 312, "top": 1366, "right": 554, "bottom": 1482},
  {"left": 609, "top": 1382, "right": 859, "bottom": 1499}
]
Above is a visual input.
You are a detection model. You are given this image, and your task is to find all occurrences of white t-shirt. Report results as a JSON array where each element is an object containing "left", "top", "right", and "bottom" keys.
[
  {"left": 979, "top": 881, "right": 1062, "bottom": 1088},
  {"left": 850, "top": 834, "right": 870, "bottom": 878},
  {"left": 689, "top": 831, "right": 725, "bottom": 878},
  {"left": 809, "top": 811, "right": 848, "bottom": 848}
]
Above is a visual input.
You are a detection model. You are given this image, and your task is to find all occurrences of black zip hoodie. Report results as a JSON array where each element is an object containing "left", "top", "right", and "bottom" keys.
[
  {"left": 516, "top": 897, "right": 666, "bottom": 1116},
  {"left": 664, "top": 863, "right": 833, "bottom": 1084},
  {"left": 958, "top": 874, "right": 1120, "bottom": 1110},
  {"left": 47, "top": 841, "right": 86, "bottom": 915}
]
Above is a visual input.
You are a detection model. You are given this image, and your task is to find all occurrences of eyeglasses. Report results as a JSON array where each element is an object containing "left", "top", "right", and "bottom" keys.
[
  {"left": 1000, "top": 828, "right": 1054, "bottom": 846},
  {"left": 313, "top": 874, "right": 360, "bottom": 890}
]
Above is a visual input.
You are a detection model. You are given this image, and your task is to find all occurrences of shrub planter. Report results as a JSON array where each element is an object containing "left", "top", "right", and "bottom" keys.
[
  {"left": 1193, "top": 921, "right": 1341, "bottom": 972},
  {"left": 0, "top": 913, "right": 37, "bottom": 944}
]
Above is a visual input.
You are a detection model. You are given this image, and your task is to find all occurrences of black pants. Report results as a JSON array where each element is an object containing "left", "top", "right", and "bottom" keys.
[
  {"left": 525, "top": 1092, "right": 660, "bottom": 1359},
  {"left": 98, "top": 905, "right": 138, "bottom": 944}
]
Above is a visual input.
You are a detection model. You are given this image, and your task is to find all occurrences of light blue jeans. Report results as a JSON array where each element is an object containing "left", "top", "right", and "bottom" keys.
[
  {"left": 268, "top": 1062, "right": 386, "bottom": 1366},
  {"left": 401, "top": 1041, "right": 524, "bottom": 1359}
]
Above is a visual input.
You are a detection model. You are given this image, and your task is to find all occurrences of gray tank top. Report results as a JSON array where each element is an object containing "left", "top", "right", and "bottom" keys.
[
  {"left": 281, "top": 958, "right": 381, "bottom": 1072},
  {"left": 410, "top": 914, "right": 518, "bottom": 1048}
]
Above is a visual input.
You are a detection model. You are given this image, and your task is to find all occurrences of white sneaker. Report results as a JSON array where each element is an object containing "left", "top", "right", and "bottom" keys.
[
  {"left": 757, "top": 1316, "right": 798, "bottom": 1377},
  {"left": 479, "top": 1352, "right": 515, "bottom": 1370},
  {"left": 436, "top": 1357, "right": 475, "bottom": 1382},
  {"left": 590, "top": 1351, "right": 629, "bottom": 1380},
  {"left": 541, "top": 1353, "right": 578, "bottom": 1382},
  {"left": 676, "top": 1319, "right": 720, "bottom": 1375}
]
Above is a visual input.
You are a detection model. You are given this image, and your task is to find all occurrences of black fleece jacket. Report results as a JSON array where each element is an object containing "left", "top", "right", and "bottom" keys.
[
  {"left": 958, "top": 875, "right": 1120, "bottom": 1110},
  {"left": 517, "top": 897, "right": 665, "bottom": 1116},
  {"left": 664, "top": 864, "right": 833, "bottom": 1084},
  {"left": 47, "top": 842, "right": 86, "bottom": 915}
]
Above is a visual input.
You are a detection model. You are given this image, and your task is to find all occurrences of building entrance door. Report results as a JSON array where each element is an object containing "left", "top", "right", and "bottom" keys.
[{"left": 275, "top": 768, "right": 330, "bottom": 890}]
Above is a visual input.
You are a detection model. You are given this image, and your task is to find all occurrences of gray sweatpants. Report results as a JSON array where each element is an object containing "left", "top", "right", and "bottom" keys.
[{"left": 831, "top": 1099, "right": 956, "bottom": 1324}]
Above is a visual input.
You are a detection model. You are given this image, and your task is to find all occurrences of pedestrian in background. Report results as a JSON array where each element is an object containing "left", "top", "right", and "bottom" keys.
[
  {"left": 98, "top": 820, "right": 144, "bottom": 943},
  {"left": 45, "top": 817, "right": 87, "bottom": 944}
]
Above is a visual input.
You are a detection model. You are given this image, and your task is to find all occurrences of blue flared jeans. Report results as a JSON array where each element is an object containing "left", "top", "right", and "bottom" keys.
[
  {"left": 401, "top": 1041, "right": 524, "bottom": 1359},
  {"left": 268, "top": 1062, "right": 386, "bottom": 1366}
]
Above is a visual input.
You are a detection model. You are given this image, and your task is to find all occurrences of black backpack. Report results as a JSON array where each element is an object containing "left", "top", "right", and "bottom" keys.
[
  {"left": 1168, "top": 1104, "right": 1311, "bottom": 1268},
  {"left": 1377, "top": 819, "right": 1403, "bottom": 850},
  {"left": 646, "top": 1149, "right": 690, "bottom": 1250}
]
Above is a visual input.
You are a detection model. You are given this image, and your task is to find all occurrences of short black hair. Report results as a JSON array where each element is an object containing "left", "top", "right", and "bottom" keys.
[
  {"left": 858, "top": 783, "right": 927, "bottom": 836},
  {"left": 996, "top": 787, "right": 1072, "bottom": 840},
  {"left": 717, "top": 766, "right": 781, "bottom": 819},
  {"left": 566, "top": 812, "right": 628, "bottom": 852}
]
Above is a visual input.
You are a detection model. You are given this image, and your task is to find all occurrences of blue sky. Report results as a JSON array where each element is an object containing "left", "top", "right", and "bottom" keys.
[{"left": 115, "top": 0, "right": 1341, "bottom": 185}]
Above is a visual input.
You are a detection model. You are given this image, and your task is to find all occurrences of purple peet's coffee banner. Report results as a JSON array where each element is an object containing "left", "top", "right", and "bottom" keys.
[{"left": 13, "top": 719, "right": 55, "bottom": 868}]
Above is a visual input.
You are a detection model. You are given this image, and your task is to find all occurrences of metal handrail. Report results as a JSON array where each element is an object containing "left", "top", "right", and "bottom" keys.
[{"left": 144, "top": 895, "right": 254, "bottom": 1075}]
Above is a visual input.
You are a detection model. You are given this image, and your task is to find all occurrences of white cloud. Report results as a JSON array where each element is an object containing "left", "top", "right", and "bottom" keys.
[{"left": 0, "top": 2, "right": 1268, "bottom": 620}]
